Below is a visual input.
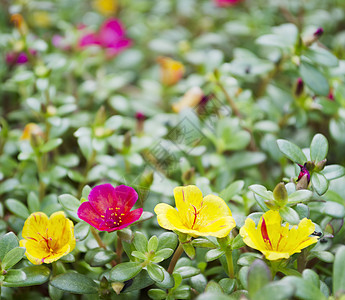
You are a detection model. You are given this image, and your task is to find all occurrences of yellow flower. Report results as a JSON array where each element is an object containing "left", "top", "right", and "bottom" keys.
[
  {"left": 31, "top": 11, "right": 52, "bottom": 28},
  {"left": 172, "top": 87, "right": 204, "bottom": 113},
  {"left": 157, "top": 57, "right": 185, "bottom": 86},
  {"left": 239, "top": 210, "right": 318, "bottom": 261},
  {"left": 93, "top": 0, "right": 117, "bottom": 16},
  {"left": 154, "top": 185, "right": 236, "bottom": 238},
  {"left": 20, "top": 123, "right": 43, "bottom": 140},
  {"left": 20, "top": 212, "right": 76, "bottom": 265}
]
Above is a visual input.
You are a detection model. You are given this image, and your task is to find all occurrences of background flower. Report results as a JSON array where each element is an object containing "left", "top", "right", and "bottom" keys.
[
  {"left": 155, "top": 185, "right": 236, "bottom": 238},
  {"left": 240, "top": 210, "right": 318, "bottom": 260},
  {"left": 20, "top": 212, "right": 76, "bottom": 265},
  {"left": 77, "top": 184, "right": 143, "bottom": 232}
]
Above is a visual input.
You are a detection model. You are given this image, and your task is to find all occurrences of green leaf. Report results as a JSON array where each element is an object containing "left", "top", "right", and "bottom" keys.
[
  {"left": 249, "top": 185, "right": 273, "bottom": 201},
  {"left": 110, "top": 262, "right": 142, "bottom": 282},
  {"left": 310, "top": 134, "right": 328, "bottom": 163},
  {"left": 190, "top": 274, "right": 207, "bottom": 294},
  {"left": 333, "top": 246, "right": 345, "bottom": 295},
  {"left": 155, "top": 267, "right": 174, "bottom": 289},
  {"left": 133, "top": 231, "right": 148, "bottom": 253},
  {"left": 173, "top": 285, "right": 190, "bottom": 299},
  {"left": 302, "top": 269, "right": 319, "bottom": 287},
  {"left": 205, "top": 280, "right": 223, "bottom": 293},
  {"left": 288, "top": 190, "right": 313, "bottom": 204},
  {"left": 192, "top": 238, "right": 216, "bottom": 248},
  {"left": 40, "top": 138, "right": 63, "bottom": 153},
  {"left": 309, "top": 251, "right": 334, "bottom": 263},
  {"left": 148, "top": 289, "right": 167, "bottom": 300},
  {"left": 247, "top": 260, "right": 271, "bottom": 299},
  {"left": 182, "top": 242, "right": 195, "bottom": 259},
  {"left": 148, "top": 236, "right": 159, "bottom": 252},
  {"left": 311, "top": 172, "right": 329, "bottom": 195},
  {"left": 175, "top": 266, "right": 200, "bottom": 279},
  {"left": 253, "top": 281, "right": 295, "bottom": 300},
  {"left": 157, "top": 232, "right": 178, "bottom": 251},
  {"left": 299, "top": 61, "right": 329, "bottom": 96},
  {"left": 3, "top": 269, "right": 26, "bottom": 285},
  {"left": 309, "top": 201, "right": 345, "bottom": 218},
  {"left": 74, "top": 222, "right": 90, "bottom": 241},
  {"left": 154, "top": 248, "right": 174, "bottom": 260},
  {"left": 58, "top": 194, "right": 80, "bottom": 212},
  {"left": 219, "top": 180, "right": 244, "bottom": 202},
  {"left": 77, "top": 136, "right": 93, "bottom": 160},
  {"left": 3, "top": 265, "right": 50, "bottom": 287},
  {"left": 50, "top": 272, "right": 98, "bottom": 294},
  {"left": 304, "top": 47, "right": 339, "bottom": 67},
  {"left": 205, "top": 248, "right": 225, "bottom": 262},
  {"left": 2, "top": 247, "right": 26, "bottom": 270},
  {"left": 132, "top": 250, "right": 147, "bottom": 260},
  {"left": 0, "top": 232, "right": 19, "bottom": 261},
  {"left": 27, "top": 192, "right": 40, "bottom": 213},
  {"left": 281, "top": 276, "right": 326, "bottom": 300},
  {"left": 121, "top": 270, "right": 155, "bottom": 293},
  {"left": 5, "top": 199, "right": 30, "bottom": 219},
  {"left": 276, "top": 139, "right": 307, "bottom": 164},
  {"left": 85, "top": 248, "right": 117, "bottom": 267},
  {"left": 279, "top": 207, "right": 300, "bottom": 225},
  {"left": 322, "top": 165, "right": 345, "bottom": 180},
  {"left": 238, "top": 253, "right": 263, "bottom": 266},
  {"left": 219, "top": 278, "right": 236, "bottom": 294},
  {"left": 147, "top": 264, "right": 164, "bottom": 282}
]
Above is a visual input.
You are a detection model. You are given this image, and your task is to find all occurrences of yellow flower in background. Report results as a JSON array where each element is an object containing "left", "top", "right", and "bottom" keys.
[
  {"left": 93, "top": 0, "right": 117, "bottom": 16},
  {"left": 20, "top": 123, "right": 43, "bottom": 140},
  {"left": 20, "top": 212, "right": 76, "bottom": 265},
  {"left": 31, "top": 11, "right": 52, "bottom": 28},
  {"left": 157, "top": 57, "right": 185, "bottom": 86},
  {"left": 172, "top": 86, "right": 204, "bottom": 113},
  {"left": 240, "top": 210, "right": 318, "bottom": 261},
  {"left": 154, "top": 185, "right": 236, "bottom": 238}
]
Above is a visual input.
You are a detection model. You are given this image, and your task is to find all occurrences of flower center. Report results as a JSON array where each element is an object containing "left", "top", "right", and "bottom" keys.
[
  {"left": 100, "top": 207, "right": 125, "bottom": 228},
  {"left": 38, "top": 232, "right": 56, "bottom": 253}
]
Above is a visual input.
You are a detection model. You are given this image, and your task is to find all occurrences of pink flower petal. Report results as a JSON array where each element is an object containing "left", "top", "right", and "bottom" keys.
[
  {"left": 107, "top": 208, "right": 143, "bottom": 231},
  {"left": 79, "top": 32, "right": 100, "bottom": 47},
  {"left": 87, "top": 183, "right": 118, "bottom": 214},
  {"left": 77, "top": 201, "right": 104, "bottom": 231},
  {"left": 113, "top": 185, "right": 139, "bottom": 212}
]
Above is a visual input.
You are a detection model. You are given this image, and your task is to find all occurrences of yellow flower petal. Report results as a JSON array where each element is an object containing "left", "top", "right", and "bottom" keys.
[
  {"left": 155, "top": 185, "right": 236, "bottom": 238},
  {"left": 20, "top": 211, "right": 76, "bottom": 265},
  {"left": 240, "top": 210, "right": 318, "bottom": 261}
]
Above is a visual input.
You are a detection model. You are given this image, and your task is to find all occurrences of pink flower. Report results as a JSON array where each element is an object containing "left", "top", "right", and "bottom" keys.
[
  {"left": 214, "top": 0, "right": 242, "bottom": 6},
  {"left": 78, "top": 18, "right": 131, "bottom": 57},
  {"left": 77, "top": 184, "right": 143, "bottom": 232},
  {"left": 52, "top": 35, "right": 72, "bottom": 51}
]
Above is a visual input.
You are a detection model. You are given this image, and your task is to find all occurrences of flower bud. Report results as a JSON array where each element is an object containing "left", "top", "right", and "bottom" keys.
[
  {"left": 273, "top": 182, "right": 288, "bottom": 207},
  {"left": 295, "top": 78, "right": 304, "bottom": 97},
  {"left": 296, "top": 174, "right": 309, "bottom": 190},
  {"left": 172, "top": 87, "right": 204, "bottom": 113},
  {"left": 157, "top": 57, "right": 185, "bottom": 86},
  {"left": 316, "top": 159, "right": 327, "bottom": 171},
  {"left": 297, "top": 163, "right": 311, "bottom": 184}
]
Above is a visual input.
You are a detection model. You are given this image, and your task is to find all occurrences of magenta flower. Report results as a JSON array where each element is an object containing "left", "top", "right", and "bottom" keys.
[
  {"left": 214, "top": 0, "right": 242, "bottom": 7},
  {"left": 78, "top": 18, "right": 131, "bottom": 57},
  {"left": 77, "top": 184, "right": 143, "bottom": 232},
  {"left": 297, "top": 163, "right": 311, "bottom": 183},
  {"left": 6, "top": 52, "right": 29, "bottom": 64}
]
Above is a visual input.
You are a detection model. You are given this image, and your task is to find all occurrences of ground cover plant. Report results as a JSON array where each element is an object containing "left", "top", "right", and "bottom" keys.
[{"left": 1, "top": 0, "right": 345, "bottom": 299}]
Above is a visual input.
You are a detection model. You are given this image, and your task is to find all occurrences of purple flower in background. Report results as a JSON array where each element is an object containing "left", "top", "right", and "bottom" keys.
[
  {"left": 77, "top": 184, "right": 143, "bottom": 232},
  {"left": 6, "top": 52, "right": 29, "bottom": 64}
]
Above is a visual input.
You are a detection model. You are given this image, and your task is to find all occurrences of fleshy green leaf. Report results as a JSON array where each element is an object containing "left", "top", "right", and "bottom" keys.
[
  {"left": 174, "top": 266, "right": 200, "bottom": 279},
  {"left": 5, "top": 199, "right": 30, "bottom": 219},
  {"left": 110, "top": 262, "right": 142, "bottom": 282},
  {"left": 133, "top": 231, "right": 148, "bottom": 253},
  {"left": 3, "top": 265, "right": 50, "bottom": 287},
  {"left": 288, "top": 190, "right": 313, "bottom": 204},
  {"left": 58, "top": 194, "right": 80, "bottom": 212},
  {"left": 0, "top": 232, "right": 19, "bottom": 261},
  {"left": 50, "top": 272, "right": 98, "bottom": 294},
  {"left": 299, "top": 61, "right": 329, "bottom": 96},
  {"left": 84, "top": 248, "right": 116, "bottom": 267},
  {"left": 279, "top": 207, "right": 300, "bottom": 225},
  {"left": 322, "top": 165, "right": 345, "bottom": 180},
  {"left": 205, "top": 248, "right": 225, "bottom": 262},
  {"left": 253, "top": 281, "right": 295, "bottom": 300},
  {"left": 311, "top": 172, "right": 329, "bottom": 195},
  {"left": 147, "top": 264, "right": 164, "bottom": 282},
  {"left": 247, "top": 260, "right": 271, "bottom": 298},
  {"left": 310, "top": 134, "right": 328, "bottom": 163},
  {"left": 276, "top": 139, "right": 307, "bottom": 164},
  {"left": 2, "top": 247, "right": 26, "bottom": 270},
  {"left": 157, "top": 232, "right": 178, "bottom": 251},
  {"left": 333, "top": 246, "right": 345, "bottom": 295},
  {"left": 40, "top": 138, "right": 63, "bottom": 153},
  {"left": 148, "top": 236, "right": 159, "bottom": 252},
  {"left": 220, "top": 180, "right": 244, "bottom": 202},
  {"left": 3, "top": 269, "right": 26, "bottom": 286}
]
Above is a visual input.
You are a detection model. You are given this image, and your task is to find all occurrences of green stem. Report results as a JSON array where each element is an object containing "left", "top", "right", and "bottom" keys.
[
  {"left": 225, "top": 248, "right": 235, "bottom": 279},
  {"left": 168, "top": 243, "right": 184, "bottom": 274},
  {"left": 90, "top": 227, "right": 106, "bottom": 250},
  {"left": 216, "top": 80, "right": 241, "bottom": 118},
  {"left": 36, "top": 154, "right": 46, "bottom": 202},
  {"left": 77, "top": 150, "right": 96, "bottom": 198},
  {"left": 116, "top": 232, "right": 123, "bottom": 264}
]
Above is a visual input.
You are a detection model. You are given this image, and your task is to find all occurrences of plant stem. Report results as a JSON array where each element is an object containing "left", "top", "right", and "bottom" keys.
[
  {"left": 90, "top": 227, "right": 107, "bottom": 250},
  {"left": 216, "top": 80, "right": 241, "bottom": 118},
  {"left": 77, "top": 150, "right": 96, "bottom": 198},
  {"left": 225, "top": 248, "right": 235, "bottom": 279},
  {"left": 116, "top": 232, "right": 123, "bottom": 264},
  {"left": 168, "top": 243, "right": 184, "bottom": 274}
]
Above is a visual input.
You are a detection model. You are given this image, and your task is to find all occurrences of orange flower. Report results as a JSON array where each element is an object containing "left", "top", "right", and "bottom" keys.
[
  {"left": 11, "top": 14, "right": 28, "bottom": 35},
  {"left": 157, "top": 57, "right": 185, "bottom": 86}
]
